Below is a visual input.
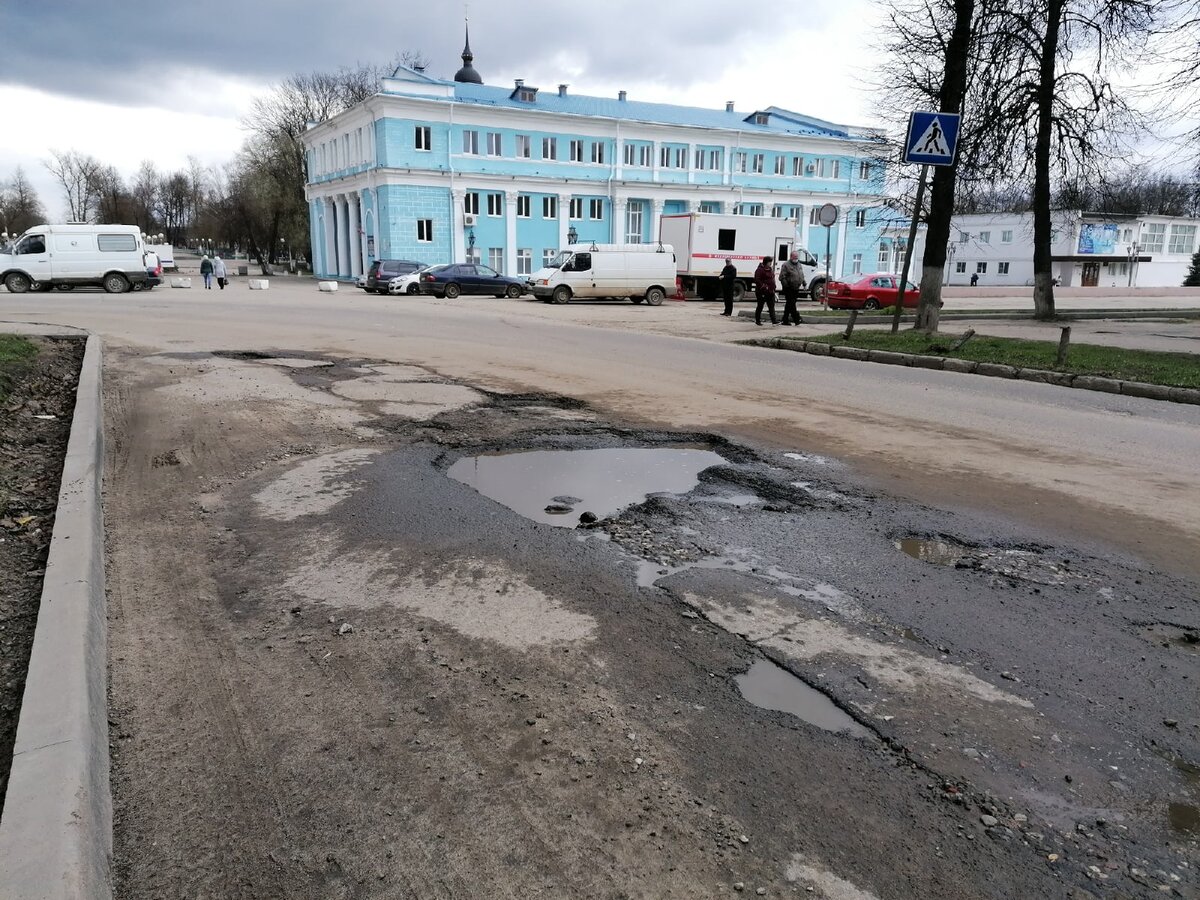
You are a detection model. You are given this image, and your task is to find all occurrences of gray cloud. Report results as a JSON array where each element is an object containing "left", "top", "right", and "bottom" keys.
[{"left": 0, "top": 0, "right": 840, "bottom": 107}]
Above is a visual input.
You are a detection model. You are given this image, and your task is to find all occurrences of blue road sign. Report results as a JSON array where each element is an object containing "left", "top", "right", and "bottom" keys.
[{"left": 904, "top": 111, "right": 961, "bottom": 166}]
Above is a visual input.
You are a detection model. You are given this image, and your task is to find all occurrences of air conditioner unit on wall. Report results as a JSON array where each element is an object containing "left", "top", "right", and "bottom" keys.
[{"left": 464, "top": 214, "right": 477, "bottom": 226}]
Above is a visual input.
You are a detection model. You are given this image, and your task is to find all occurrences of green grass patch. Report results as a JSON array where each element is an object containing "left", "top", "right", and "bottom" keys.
[
  {"left": 803, "top": 330, "right": 1200, "bottom": 388},
  {"left": 0, "top": 334, "right": 38, "bottom": 403}
]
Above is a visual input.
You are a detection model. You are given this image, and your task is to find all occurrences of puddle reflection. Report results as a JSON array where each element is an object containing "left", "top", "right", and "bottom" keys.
[{"left": 736, "top": 659, "right": 871, "bottom": 737}]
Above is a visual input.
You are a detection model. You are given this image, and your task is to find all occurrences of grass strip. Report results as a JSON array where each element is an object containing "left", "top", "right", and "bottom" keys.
[
  {"left": 802, "top": 330, "right": 1200, "bottom": 389},
  {"left": 0, "top": 334, "right": 38, "bottom": 404}
]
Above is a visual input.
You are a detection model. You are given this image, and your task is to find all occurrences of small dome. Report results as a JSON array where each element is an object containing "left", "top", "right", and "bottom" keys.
[{"left": 453, "top": 23, "right": 483, "bottom": 84}]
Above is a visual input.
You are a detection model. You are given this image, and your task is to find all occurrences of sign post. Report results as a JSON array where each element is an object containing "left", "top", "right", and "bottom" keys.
[
  {"left": 891, "top": 110, "right": 961, "bottom": 333},
  {"left": 817, "top": 203, "right": 838, "bottom": 308}
]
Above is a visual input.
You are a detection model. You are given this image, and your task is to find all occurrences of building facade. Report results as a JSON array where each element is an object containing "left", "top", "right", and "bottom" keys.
[
  {"left": 301, "top": 38, "right": 900, "bottom": 282},
  {"left": 918, "top": 211, "right": 1200, "bottom": 288}
]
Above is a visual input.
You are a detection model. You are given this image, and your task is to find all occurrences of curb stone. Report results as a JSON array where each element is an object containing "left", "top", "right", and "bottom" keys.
[
  {"left": 754, "top": 338, "right": 1200, "bottom": 405},
  {"left": 0, "top": 335, "right": 111, "bottom": 900}
]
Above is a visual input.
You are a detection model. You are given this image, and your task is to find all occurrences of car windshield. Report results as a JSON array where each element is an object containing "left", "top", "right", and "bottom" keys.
[{"left": 546, "top": 250, "right": 572, "bottom": 270}]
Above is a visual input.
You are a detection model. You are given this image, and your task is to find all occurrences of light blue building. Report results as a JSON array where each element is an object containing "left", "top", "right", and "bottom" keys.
[{"left": 301, "top": 32, "right": 902, "bottom": 282}]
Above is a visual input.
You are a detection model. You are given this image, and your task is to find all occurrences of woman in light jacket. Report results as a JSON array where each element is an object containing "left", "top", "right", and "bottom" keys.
[{"left": 213, "top": 256, "right": 228, "bottom": 290}]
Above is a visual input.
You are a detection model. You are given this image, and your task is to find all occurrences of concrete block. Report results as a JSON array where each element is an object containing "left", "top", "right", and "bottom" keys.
[
  {"left": 831, "top": 346, "right": 869, "bottom": 361},
  {"left": 169, "top": 277, "right": 191, "bottom": 288},
  {"left": 804, "top": 342, "right": 832, "bottom": 356},
  {"left": 1072, "top": 375, "right": 1122, "bottom": 394},
  {"left": 248, "top": 279, "right": 269, "bottom": 290},
  {"left": 941, "top": 358, "right": 977, "bottom": 373},
  {"left": 1167, "top": 387, "right": 1200, "bottom": 405},
  {"left": 912, "top": 355, "right": 945, "bottom": 370},
  {"left": 317, "top": 281, "right": 339, "bottom": 292},
  {"left": 1018, "top": 369, "right": 1074, "bottom": 387},
  {"left": 975, "top": 362, "right": 1018, "bottom": 379},
  {"left": 1119, "top": 381, "right": 1173, "bottom": 402},
  {"left": 867, "top": 350, "right": 914, "bottom": 366}
]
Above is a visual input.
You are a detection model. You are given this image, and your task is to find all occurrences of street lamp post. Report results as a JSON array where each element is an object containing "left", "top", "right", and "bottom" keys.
[
  {"left": 567, "top": 225, "right": 578, "bottom": 245},
  {"left": 945, "top": 242, "right": 957, "bottom": 284},
  {"left": 1126, "top": 241, "right": 1140, "bottom": 287}
]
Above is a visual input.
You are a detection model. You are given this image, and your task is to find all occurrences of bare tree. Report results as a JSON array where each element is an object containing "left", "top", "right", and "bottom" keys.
[
  {"left": 0, "top": 167, "right": 48, "bottom": 234},
  {"left": 130, "top": 161, "right": 160, "bottom": 232},
  {"left": 44, "top": 149, "right": 105, "bottom": 222}
]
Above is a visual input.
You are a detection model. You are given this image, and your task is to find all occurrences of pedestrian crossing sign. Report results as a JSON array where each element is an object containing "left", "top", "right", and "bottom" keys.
[{"left": 904, "top": 111, "right": 961, "bottom": 166}]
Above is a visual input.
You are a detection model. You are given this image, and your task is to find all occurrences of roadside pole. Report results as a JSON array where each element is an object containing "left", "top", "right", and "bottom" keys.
[
  {"left": 818, "top": 203, "right": 838, "bottom": 309},
  {"left": 891, "top": 166, "right": 928, "bottom": 334}
]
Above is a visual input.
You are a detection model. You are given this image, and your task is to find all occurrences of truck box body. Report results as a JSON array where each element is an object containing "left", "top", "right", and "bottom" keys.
[
  {"left": 530, "top": 243, "right": 676, "bottom": 305},
  {"left": 1, "top": 224, "right": 150, "bottom": 293}
]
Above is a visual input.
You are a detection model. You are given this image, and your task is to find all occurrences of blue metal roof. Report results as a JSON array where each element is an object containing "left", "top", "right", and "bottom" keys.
[{"left": 384, "top": 66, "right": 863, "bottom": 140}]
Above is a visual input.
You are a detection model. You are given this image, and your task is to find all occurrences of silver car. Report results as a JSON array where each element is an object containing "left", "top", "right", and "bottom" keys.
[{"left": 388, "top": 266, "right": 432, "bottom": 295}]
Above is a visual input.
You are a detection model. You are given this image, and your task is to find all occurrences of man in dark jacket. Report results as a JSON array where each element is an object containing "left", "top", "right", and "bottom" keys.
[
  {"left": 719, "top": 258, "right": 738, "bottom": 316},
  {"left": 753, "top": 257, "right": 777, "bottom": 326},
  {"left": 779, "top": 251, "right": 806, "bottom": 325}
]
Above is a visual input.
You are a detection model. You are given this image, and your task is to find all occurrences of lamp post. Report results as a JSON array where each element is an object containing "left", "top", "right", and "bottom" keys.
[
  {"left": 567, "top": 225, "right": 578, "bottom": 245},
  {"left": 467, "top": 226, "right": 476, "bottom": 262},
  {"left": 945, "top": 241, "right": 957, "bottom": 284},
  {"left": 1126, "top": 241, "right": 1139, "bottom": 287}
]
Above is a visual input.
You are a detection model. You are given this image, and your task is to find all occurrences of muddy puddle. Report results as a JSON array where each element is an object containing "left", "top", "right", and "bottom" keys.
[
  {"left": 447, "top": 447, "right": 725, "bottom": 527},
  {"left": 896, "top": 537, "right": 1085, "bottom": 586},
  {"left": 896, "top": 538, "right": 971, "bottom": 566},
  {"left": 736, "top": 659, "right": 871, "bottom": 738}
]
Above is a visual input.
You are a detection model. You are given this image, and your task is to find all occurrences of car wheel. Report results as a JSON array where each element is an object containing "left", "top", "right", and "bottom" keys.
[
  {"left": 863, "top": 298, "right": 881, "bottom": 310},
  {"left": 505, "top": 284, "right": 521, "bottom": 299},
  {"left": 731, "top": 281, "right": 746, "bottom": 302},
  {"left": 644, "top": 287, "right": 665, "bottom": 306},
  {"left": 4, "top": 272, "right": 31, "bottom": 293},
  {"left": 551, "top": 285, "right": 571, "bottom": 305},
  {"left": 444, "top": 283, "right": 461, "bottom": 299},
  {"left": 809, "top": 281, "right": 826, "bottom": 304},
  {"left": 406, "top": 284, "right": 419, "bottom": 295},
  {"left": 103, "top": 273, "right": 129, "bottom": 294}
]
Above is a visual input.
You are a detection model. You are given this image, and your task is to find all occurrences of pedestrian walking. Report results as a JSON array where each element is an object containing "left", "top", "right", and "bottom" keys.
[
  {"left": 214, "top": 256, "right": 228, "bottom": 290},
  {"left": 200, "top": 255, "right": 214, "bottom": 290},
  {"left": 719, "top": 258, "right": 738, "bottom": 316},
  {"left": 753, "top": 256, "right": 777, "bottom": 326},
  {"left": 970, "top": 272, "right": 979, "bottom": 287},
  {"left": 779, "top": 251, "right": 806, "bottom": 325}
]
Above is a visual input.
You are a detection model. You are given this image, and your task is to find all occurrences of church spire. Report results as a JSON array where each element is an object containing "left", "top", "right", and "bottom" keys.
[{"left": 453, "top": 18, "right": 483, "bottom": 84}]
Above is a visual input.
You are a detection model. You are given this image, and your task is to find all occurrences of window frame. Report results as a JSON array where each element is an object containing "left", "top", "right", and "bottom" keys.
[
  {"left": 516, "top": 195, "right": 531, "bottom": 218},
  {"left": 416, "top": 219, "right": 433, "bottom": 243},
  {"left": 462, "top": 130, "right": 480, "bottom": 155},
  {"left": 415, "top": 125, "right": 431, "bottom": 151}
]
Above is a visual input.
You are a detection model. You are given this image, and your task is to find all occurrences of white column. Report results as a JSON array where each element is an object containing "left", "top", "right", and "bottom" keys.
[
  {"left": 611, "top": 197, "right": 628, "bottom": 244},
  {"left": 504, "top": 190, "right": 519, "bottom": 275},
  {"left": 687, "top": 143, "right": 696, "bottom": 185},
  {"left": 834, "top": 212, "right": 849, "bottom": 279},
  {"left": 347, "top": 194, "right": 362, "bottom": 278},
  {"left": 800, "top": 206, "right": 811, "bottom": 252},
  {"left": 558, "top": 193, "right": 571, "bottom": 249},
  {"left": 451, "top": 189, "right": 466, "bottom": 264},
  {"left": 651, "top": 198, "right": 665, "bottom": 243},
  {"left": 334, "top": 195, "right": 350, "bottom": 278},
  {"left": 685, "top": 199, "right": 698, "bottom": 213},
  {"left": 652, "top": 142, "right": 660, "bottom": 181},
  {"left": 356, "top": 192, "right": 369, "bottom": 274},
  {"left": 323, "top": 197, "right": 337, "bottom": 278}
]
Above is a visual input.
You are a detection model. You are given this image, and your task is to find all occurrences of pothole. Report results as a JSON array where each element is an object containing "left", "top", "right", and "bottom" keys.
[
  {"left": 896, "top": 537, "right": 1087, "bottom": 585},
  {"left": 736, "top": 659, "right": 871, "bottom": 738},
  {"left": 895, "top": 537, "right": 972, "bottom": 566},
  {"left": 447, "top": 447, "right": 725, "bottom": 527}
]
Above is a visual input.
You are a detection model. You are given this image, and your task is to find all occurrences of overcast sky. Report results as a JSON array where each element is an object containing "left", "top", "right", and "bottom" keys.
[{"left": 0, "top": 0, "right": 892, "bottom": 222}]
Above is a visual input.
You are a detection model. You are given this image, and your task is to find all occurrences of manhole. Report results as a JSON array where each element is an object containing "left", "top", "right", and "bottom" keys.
[
  {"left": 736, "top": 659, "right": 871, "bottom": 737},
  {"left": 447, "top": 447, "right": 725, "bottom": 528}
]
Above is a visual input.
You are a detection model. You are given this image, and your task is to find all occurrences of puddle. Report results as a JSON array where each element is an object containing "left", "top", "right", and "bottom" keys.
[
  {"left": 895, "top": 538, "right": 970, "bottom": 566},
  {"left": 736, "top": 659, "right": 871, "bottom": 737},
  {"left": 447, "top": 447, "right": 725, "bottom": 527},
  {"left": 1169, "top": 802, "right": 1199, "bottom": 835}
]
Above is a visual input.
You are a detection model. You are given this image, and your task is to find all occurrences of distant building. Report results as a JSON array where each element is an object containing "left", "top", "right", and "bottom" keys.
[
  {"left": 917, "top": 211, "right": 1199, "bottom": 288},
  {"left": 300, "top": 27, "right": 899, "bottom": 281}
]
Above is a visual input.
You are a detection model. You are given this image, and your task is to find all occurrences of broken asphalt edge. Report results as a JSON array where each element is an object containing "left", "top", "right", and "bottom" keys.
[
  {"left": 749, "top": 337, "right": 1200, "bottom": 405},
  {"left": 0, "top": 335, "right": 111, "bottom": 900}
]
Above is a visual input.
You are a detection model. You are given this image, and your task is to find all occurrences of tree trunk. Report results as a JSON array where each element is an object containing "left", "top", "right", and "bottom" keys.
[
  {"left": 914, "top": 0, "right": 976, "bottom": 332},
  {"left": 1031, "top": 0, "right": 1062, "bottom": 320}
]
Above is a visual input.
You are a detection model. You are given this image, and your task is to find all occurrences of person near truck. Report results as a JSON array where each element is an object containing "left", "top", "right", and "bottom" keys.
[
  {"left": 200, "top": 255, "right": 214, "bottom": 289},
  {"left": 214, "top": 256, "right": 228, "bottom": 290},
  {"left": 753, "top": 257, "right": 777, "bottom": 326},
  {"left": 779, "top": 251, "right": 806, "bottom": 326},
  {"left": 719, "top": 258, "right": 738, "bottom": 316}
]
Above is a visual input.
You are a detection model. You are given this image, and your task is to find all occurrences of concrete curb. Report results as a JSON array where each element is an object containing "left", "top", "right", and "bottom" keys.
[
  {"left": 754, "top": 337, "right": 1200, "bottom": 405},
  {"left": 0, "top": 336, "right": 111, "bottom": 899},
  {"left": 735, "top": 308, "right": 1200, "bottom": 323}
]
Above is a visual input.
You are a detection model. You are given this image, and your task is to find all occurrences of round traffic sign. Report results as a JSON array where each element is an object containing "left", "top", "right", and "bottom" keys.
[{"left": 818, "top": 203, "right": 838, "bottom": 227}]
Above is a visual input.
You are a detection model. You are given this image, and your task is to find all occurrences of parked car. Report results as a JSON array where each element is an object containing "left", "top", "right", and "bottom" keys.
[
  {"left": 388, "top": 265, "right": 433, "bottom": 295},
  {"left": 826, "top": 273, "right": 919, "bottom": 310},
  {"left": 355, "top": 273, "right": 367, "bottom": 289},
  {"left": 365, "top": 259, "right": 425, "bottom": 293},
  {"left": 418, "top": 264, "right": 527, "bottom": 299}
]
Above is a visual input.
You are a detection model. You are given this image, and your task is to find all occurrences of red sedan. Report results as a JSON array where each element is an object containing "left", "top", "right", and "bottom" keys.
[{"left": 825, "top": 274, "right": 919, "bottom": 310}]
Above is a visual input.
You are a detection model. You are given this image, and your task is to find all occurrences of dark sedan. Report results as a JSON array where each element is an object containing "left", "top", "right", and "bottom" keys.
[{"left": 418, "top": 263, "right": 527, "bottom": 299}]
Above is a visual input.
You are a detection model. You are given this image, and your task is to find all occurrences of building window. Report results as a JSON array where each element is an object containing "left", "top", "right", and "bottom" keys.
[
  {"left": 415, "top": 126, "right": 431, "bottom": 151},
  {"left": 516, "top": 134, "right": 531, "bottom": 158},
  {"left": 976, "top": 262, "right": 987, "bottom": 274},
  {"left": 851, "top": 253, "right": 863, "bottom": 274},
  {"left": 751, "top": 153, "right": 764, "bottom": 174},
  {"left": 488, "top": 248, "right": 504, "bottom": 273},
  {"left": 659, "top": 145, "right": 671, "bottom": 168},
  {"left": 464, "top": 192, "right": 479, "bottom": 215},
  {"left": 624, "top": 144, "right": 636, "bottom": 166},
  {"left": 997, "top": 261, "right": 1010, "bottom": 275},
  {"left": 589, "top": 198, "right": 604, "bottom": 220},
  {"left": 829, "top": 160, "right": 841, "bottom": 179},
  {"left": 955, "top": 261, "right": 967, "bottom": 273},
  {"left": 771, "top": 205, "right": 784, "bottom": 218},
  {"left": 878, "top": 243, "right": 889, "bottom": 268},
  {"left": 707, "top": 149, "right": 721, "bottom": 170},
  {"left": 417, "top": 219, "right": 433, "bottom": 242},
  {"left": 517, "top": 87, "right": 537, "bottom": 102},
  {"left": 674, "top": 147, "right": 687, "bottom": 168},
  {"left": 790, "top": 157, "right": 803, "bottom": 177},
  {"left": 486, "top": 193, "right": 503, "bottom": 217},
  {"left": 854, "top": 210, "right": 866, "bottom": 228},
  {"left": 786, "top": 205, "right": 802, "bottom": 220},
  {"left": 694, "top": 148, "right": 705, "bottom": 170},
  {"left": 569, "top": 198, "right": 583, "bottom": 219},
  {"left": 591, "top": 141, "right": 606, "bottom": 164},
  {"left": 978, "top": 231, "right": 991, "bottom": 243},
  {"left": 859, "top": 160, "right": 871, "bottom": 179},
  {"left": 1143, "top": 223, "right": 1166, "bottom": 253},
  {"left": 699, "top": 201, "right": 721, "bottom": 214},
  {"left": 625, "top": 200, "right": 644, "bottom": 243},
  {"left": 774, "top": 156, "right": 786, "bottom": 176},
  {"left": 735, "top": 151, "right": 747, "bottom": 173},
  {"left": 485, "top": 132, "right": 502, "bottom": 156},
  {"left": 462, "top": 130, "right": 480, "bottom": 155},
  {"left": 542, "top": 196, "right": 558, "bottom": 219},
  {"left": 543, "top": 248, "right": 557, "bottom": 266},
  {"left": 753, "top": 112, "right": 769, "bottom": 125},
  {"left": 570, "top": 139, "right": 584, "bottom": 162},
  {"left": 1001, "top": 229, "right": 1013, "bottom": 243},
  {"left": 809, "top": 207, "right": 821, "bottom": 225},
  {"left": 1168, "top": 224, "right": 1197, "bottom": 254},
  {"left": 516, "top": 195, "right": 531, "bottom": 218},
  {"left": 734, "top": 203, "right": 763, "bottom": 216},
  {"left": 517, "top": 248, "right": 532, "bottom": 275},
  {"left": 814, "top": 159, "right": 825, "bottom": 178}
]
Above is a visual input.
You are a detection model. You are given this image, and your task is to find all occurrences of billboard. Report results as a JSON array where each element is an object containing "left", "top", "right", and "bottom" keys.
[{"left": 1077, "top": 223, "right": 1119, "bottom": 255}]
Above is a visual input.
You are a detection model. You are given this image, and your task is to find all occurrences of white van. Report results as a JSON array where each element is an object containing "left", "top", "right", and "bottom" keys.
[
  {"left": 1, "top": 224, "right": 151, "bottom": 294},
  {"left": 530, "top": 243, "right": 676, "bottom": 305}
]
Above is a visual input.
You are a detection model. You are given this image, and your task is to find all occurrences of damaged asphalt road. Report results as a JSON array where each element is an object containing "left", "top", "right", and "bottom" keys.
[{"left": 105, "top": 347, "right": 1197, "bottom": 899}]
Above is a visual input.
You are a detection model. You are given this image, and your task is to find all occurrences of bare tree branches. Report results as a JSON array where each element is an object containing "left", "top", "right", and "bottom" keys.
[
  {"left": 44, "top": 149, "right": 105, "bottom": 223},
  {"left": 0, "top": 167, "right": 48, "bottom": 235}
]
